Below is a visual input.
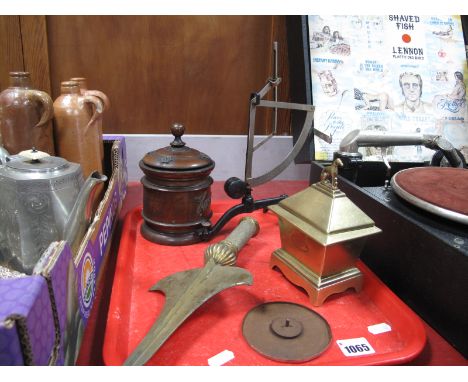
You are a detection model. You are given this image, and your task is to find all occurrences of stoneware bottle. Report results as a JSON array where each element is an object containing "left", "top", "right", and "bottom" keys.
[
  {"left": 70, "top": 77, "right": 110, "bottom": 160},
  {"left": 53, "top": 81, "right": 104, "bottom": 178},
  {"left": 0, "top": 71, "right": 54, "bottom": 155}
]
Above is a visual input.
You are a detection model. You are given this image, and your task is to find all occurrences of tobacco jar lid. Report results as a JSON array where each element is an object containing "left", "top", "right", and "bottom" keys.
[{"left": 141, "top": 123, "right": 215, "bottom": 171}]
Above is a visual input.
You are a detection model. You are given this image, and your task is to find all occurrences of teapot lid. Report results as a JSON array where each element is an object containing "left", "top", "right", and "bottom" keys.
[
  {"left": 142, "top": 123, "right": 214, "bottom": 171},
  {"left": 6, "top": 149, "right": 69, "bottom": 173}
]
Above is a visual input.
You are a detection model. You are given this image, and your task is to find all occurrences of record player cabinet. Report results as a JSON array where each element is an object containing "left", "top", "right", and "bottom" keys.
[{"left": 310, "top": 161, "right": 468, "bottom": 358}]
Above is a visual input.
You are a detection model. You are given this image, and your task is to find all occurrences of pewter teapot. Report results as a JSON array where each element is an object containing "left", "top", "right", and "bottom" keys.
[{"left": 0, "top": 149, "right": 107, "bottom": 274}]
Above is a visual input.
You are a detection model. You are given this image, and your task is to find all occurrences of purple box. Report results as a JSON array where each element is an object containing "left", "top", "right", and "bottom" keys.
[
  {"left": 0, "top": 275, "right": 55, "bottom": 365},
  {"left": 34, "top": 241, "right": 73, "bottom": 366},
  {"left": 0, "top": 137, "right": 127, "bottom": 365},
  {"left": 1, "top": 239, "right": 72, "bottom": 365},
  {"left": 66, "top": 137, "right": 127, "bottom": 364}
]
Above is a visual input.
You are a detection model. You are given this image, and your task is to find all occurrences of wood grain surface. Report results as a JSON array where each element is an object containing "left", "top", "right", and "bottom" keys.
[
  {"left": 0, "top": 16, "right": 54, "bottom": 150},
  {"left": 0, "top": 16, "right": 24, "bottom": 89},
  {"left": 20, "top": 16, "right": 52, "bottom": 94},
  {"left": 1, "top": 15, "right": 292, "bottom": 136},
  {"left": 0, "top": 16, "right": 52, "bottom": 93},
  {"left": 46, "top": 15, "right": 291, "bottom": 135}
]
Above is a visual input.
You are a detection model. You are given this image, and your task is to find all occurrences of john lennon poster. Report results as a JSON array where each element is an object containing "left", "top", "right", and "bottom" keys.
[{"left": 308, "top": 15, "right": 468, "bottom": 162}]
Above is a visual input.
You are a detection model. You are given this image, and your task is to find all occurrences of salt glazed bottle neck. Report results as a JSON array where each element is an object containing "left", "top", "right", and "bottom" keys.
[
  {"left": 70, "top": 77, "right": 88, "bottom": 90},
  {"left": 9, "top": 72, "right": 32, "bottom": 88},
  {"left": 60, "top": 81, "right": 81, "bottom": 95}
]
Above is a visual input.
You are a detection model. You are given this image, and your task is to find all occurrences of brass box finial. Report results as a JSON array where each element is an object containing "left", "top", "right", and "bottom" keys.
[{"left": 319, "top": 158, "right": 343, "bottom": 190}]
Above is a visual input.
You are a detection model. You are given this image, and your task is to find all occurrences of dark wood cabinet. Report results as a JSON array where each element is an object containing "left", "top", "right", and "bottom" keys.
[{"left": 0, "top": 15, "right": 291, "bottom": 136}]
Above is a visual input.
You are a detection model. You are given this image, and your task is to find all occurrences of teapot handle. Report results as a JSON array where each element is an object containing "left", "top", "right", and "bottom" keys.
[
  {"left": 82, "top": 95, "right": 104, "bottom": 135},
  {"left": 84, "top": 90, "right": 110, "bottom": 110},
  {"left": 26, "top": 90, "right": 54, "bottom": 128}
]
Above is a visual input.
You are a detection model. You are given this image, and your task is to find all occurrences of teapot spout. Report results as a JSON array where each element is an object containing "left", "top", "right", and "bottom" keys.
[{"left": 64, "top": 171, "right": 107, "bottom": 253}]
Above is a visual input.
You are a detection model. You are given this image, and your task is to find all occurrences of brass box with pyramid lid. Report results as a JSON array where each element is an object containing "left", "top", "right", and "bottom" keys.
[{"left": 269, "top": 159, "right": 381, "bottom": 306}]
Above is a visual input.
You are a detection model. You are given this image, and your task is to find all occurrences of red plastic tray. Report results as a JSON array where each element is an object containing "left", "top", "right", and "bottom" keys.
[{"left": 103, "top": 201, "right": 426, "bottom": 366}]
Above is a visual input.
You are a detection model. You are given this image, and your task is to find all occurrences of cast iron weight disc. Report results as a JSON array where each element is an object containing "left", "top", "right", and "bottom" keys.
[{"left": 242, "top": 302, "right": 332, "bottom": 363}]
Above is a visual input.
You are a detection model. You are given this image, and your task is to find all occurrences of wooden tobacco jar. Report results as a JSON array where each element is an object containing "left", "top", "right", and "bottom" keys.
[{"left": 140, "top": 123, "right": 215, "bottom": 245}]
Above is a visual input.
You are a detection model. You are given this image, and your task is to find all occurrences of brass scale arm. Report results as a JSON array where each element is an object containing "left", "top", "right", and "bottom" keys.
[
  {"left": 245, "top": 41, "right": 331, "bottom": 187},
  {"left": 200, "top": 42, "right": 331, "bottom": 240}
]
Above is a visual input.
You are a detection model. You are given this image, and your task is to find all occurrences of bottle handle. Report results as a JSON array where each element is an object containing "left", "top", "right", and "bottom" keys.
[
  {"left": 26, "top": 90, "right": 54, "bottom": 128},
  {"left": 84, "top": 90, "right": 110, "bottom": 110},
  {"left": 82, "top": 95, "right": 104, "bottom": 135}
]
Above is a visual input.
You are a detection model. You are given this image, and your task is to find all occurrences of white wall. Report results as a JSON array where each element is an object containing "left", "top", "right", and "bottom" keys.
[{"left": 120, "top": 134, "right": 310, "bottom": 182}]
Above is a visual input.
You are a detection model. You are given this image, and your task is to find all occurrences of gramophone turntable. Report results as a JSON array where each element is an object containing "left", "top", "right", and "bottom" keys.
[
  {"left": 283, "top": 14, "right": 468, "bottom": 358},
  {"left": 308, "top": 131, "right": 468, "bottom": 357}
]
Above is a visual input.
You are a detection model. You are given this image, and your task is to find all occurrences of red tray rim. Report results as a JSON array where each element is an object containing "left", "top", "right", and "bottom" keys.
[{"left": 103, "top": 205, "right": 427, "bottom": 366}]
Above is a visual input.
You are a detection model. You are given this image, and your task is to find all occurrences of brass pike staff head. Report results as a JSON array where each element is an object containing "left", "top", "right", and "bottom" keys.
[{"left": 124, "top": 217, "right": 260, "bottom": 366}]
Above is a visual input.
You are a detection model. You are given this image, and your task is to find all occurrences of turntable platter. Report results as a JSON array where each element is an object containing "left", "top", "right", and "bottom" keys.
[{"left": 391, "top": 167, "right": 468, "bottom": 225}]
